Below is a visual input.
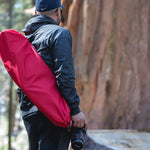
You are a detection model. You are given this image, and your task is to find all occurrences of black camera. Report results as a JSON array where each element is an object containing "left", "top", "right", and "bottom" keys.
[{"left": 71, "top": 126, "right": 86, "bottom": 150}]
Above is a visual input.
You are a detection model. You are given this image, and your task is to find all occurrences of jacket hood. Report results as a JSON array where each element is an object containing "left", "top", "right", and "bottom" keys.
[{"left": 23, "top": 15, "right": 58, "bottom": 38}]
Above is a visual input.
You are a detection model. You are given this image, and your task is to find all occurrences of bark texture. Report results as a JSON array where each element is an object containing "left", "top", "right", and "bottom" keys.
[{"left": 61, "top": 0, "right": 150, "bottom": 129}]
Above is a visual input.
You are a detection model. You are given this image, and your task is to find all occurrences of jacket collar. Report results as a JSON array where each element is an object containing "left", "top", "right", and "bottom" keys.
[{"left": 23, "top": 15, "right": 58, "bottom": 35}]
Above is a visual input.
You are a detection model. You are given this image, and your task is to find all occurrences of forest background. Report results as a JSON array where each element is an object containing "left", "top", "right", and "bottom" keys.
[{"left": 0, "top": 0, "right": 150, "bottom": 150}]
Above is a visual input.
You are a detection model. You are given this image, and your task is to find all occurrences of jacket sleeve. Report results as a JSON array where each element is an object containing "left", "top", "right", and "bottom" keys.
[{"left": 52, "top": 29, "right": 80, "bottom": 116}]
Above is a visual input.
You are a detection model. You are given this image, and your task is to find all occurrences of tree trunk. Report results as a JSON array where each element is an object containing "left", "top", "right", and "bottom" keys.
[
  {"left": 61, "top": 0, "right": 150, "bottom": 129},
  {"left": 8, "top": 80, "right": 17, "bottom": 150},
  {"left": 8, "top": 79, "right": 13, "bottom": 150},
  {"left": 7, "top": 0, "right": 16, "bottom": 149}
]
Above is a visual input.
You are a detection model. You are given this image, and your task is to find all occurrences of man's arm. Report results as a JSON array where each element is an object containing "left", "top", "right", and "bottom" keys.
[
  {"left": 52, "top": 29, "right": 80, "bottom": 115},
  {"left": 52, "top": 29, "right": 88, "bottom": 128}
]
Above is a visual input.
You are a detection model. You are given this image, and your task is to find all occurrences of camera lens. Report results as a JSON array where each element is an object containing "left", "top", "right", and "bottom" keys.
[
  {"left": 71, "top": 139, "right": 83, "bottom": 149},
  {"left": 71, "top": 127, "right": 86, "bottom": 150}
]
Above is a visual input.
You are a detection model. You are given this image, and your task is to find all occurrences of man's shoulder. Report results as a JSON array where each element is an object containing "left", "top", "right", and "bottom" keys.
[{"left": 41, "top": 24, "right": 71, "bottom": 38}]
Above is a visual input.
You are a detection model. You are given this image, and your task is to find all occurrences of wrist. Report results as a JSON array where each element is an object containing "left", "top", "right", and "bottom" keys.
[{"left": 70, "top": 106, "right": 81, "bottom": 116}]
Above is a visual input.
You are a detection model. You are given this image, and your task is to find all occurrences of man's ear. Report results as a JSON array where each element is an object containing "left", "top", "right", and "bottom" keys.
[
  {"left": 56, "top": 8, "right": 60, "bottom": 17},
  {"left": 35, "top": 10, "right": 37, "bottom": 15}
]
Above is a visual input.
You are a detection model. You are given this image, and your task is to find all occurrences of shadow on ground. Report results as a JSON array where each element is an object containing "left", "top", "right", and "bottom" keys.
[{"left": 83, "top": 135, "right": 113, "bottom": 150}]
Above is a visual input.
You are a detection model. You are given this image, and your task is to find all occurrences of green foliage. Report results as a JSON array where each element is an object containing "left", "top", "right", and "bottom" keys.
[
  {"left": 0, "top": 116, "right": 28, "bottom": 150},
  {"left": 0, "top": 0, "right": 34, "bottom": 149},
  {"left": 0, "top": 60, "right": 9, "bottom": 118},
  {"left": 0, "top": 0, "right": 34, "bottom": 99},
  {"left": 13, "top": 0, "right": 33, "bottom": 31},
  {"left": 0, "top": 0, "right": 33, "bottom": 31}
]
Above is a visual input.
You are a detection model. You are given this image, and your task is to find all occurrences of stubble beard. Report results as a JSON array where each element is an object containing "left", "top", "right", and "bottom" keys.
[{"left": 57, "top": 16, "right": 62, "bottom": 25}]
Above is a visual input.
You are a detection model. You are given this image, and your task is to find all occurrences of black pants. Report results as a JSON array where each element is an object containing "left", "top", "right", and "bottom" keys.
[{"left": 23, "top": 112, "right": 71, "bottom": 150}]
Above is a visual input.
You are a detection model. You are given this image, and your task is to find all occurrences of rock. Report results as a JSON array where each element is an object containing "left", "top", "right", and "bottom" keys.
[{"left": 87, "top": 130, "right": 150, "bottom": 150}]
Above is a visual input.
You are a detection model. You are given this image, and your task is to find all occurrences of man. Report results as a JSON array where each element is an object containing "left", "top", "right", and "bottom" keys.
[{"left": 17, "top": 0, "right": 88, "bottom": 150}]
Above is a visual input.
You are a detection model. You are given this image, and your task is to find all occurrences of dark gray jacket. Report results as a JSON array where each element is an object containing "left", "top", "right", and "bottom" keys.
[{"left": 17, "top": 15, "right": 80, "bottom": 119}]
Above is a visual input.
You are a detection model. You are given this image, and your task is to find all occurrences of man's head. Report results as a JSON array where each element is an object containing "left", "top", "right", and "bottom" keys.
[{"left": 35, "top": 0, "right": 64, "bottom": 24}]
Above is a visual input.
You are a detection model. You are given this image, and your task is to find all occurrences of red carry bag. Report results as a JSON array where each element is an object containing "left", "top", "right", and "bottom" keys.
[{"left": 0, "top": 29, "right": 71, "bottom": 127}]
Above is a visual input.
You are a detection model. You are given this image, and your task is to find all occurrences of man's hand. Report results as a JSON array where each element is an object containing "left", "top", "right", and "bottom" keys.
[{"left": 71, "top": 112, "right": 88, "bottom": 129}]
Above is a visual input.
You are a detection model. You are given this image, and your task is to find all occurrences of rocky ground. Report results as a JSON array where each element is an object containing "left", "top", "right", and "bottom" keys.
[
  {"left": 85, "top": 130, "right": 150, "bottom": 150},
  {"left": 82, "top": 134, "right": 113, "bottom": 150}
]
